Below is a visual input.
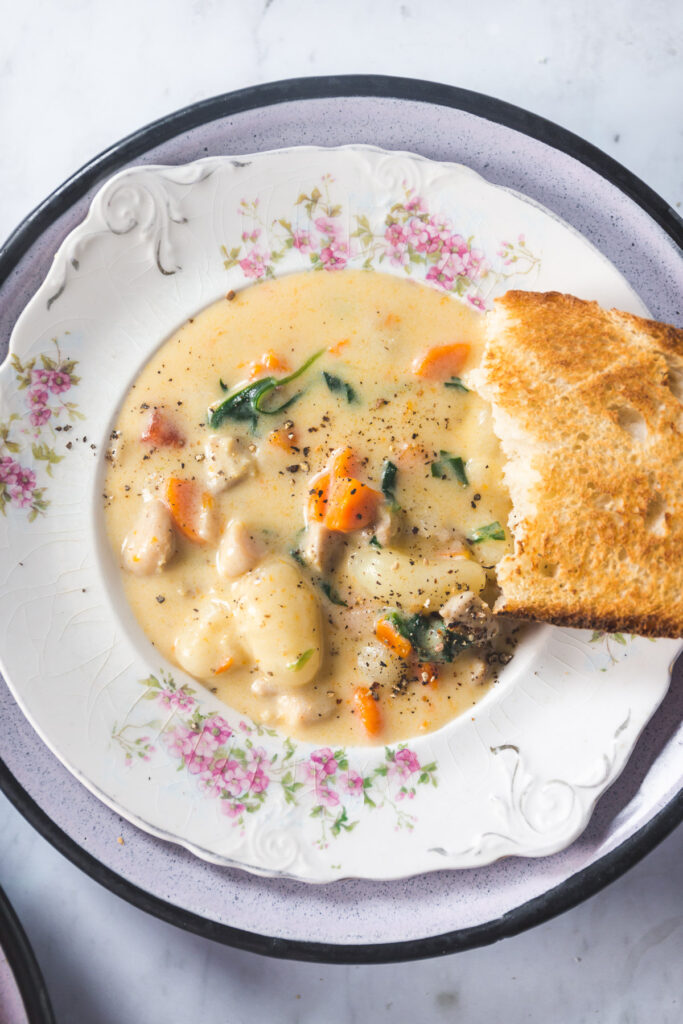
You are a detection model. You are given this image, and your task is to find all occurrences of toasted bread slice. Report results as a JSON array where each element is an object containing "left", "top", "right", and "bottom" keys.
[{"left": 475, "top": 291, "right": 683, "bottom": 638}]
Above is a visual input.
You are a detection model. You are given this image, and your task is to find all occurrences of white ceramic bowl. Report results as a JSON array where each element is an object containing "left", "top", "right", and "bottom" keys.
[{"left": 0, "top": 145, "right": 678, "bottom": 882}]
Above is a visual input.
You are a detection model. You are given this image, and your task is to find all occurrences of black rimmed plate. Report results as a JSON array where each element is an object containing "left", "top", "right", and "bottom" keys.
[
  {"left": 0, "top": 886, "right": 54, "bottom": 1024},
  {"left": 1, "top": 75, "right": 681, "bottom": 963}
]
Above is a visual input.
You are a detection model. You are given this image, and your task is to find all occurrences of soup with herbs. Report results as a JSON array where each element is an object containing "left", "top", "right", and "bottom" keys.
[{"left": 103, "top": 271, "right": 517, "bottom": 745}]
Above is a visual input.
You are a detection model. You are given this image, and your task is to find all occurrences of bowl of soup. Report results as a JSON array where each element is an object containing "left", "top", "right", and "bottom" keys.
[
  {"left": 0, "top": 146, "right": 672, "bottom": 880},
  {"left": 104, "top": 269, "right": 519, "bottom": 747}
]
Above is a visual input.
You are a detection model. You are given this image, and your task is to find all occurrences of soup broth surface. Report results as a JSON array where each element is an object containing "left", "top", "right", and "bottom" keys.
[{"left": 103, "top": 270, "right": 516, "bottom": 745}]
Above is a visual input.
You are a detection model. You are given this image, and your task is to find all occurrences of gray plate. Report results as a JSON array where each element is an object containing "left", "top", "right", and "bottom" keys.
[{"left": 0, "top": 77, "right": 681, "bottom": 963}]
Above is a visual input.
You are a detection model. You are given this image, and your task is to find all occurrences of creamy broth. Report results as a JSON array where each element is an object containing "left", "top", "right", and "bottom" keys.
[{"left": 103, "top": 271, "right": 517, "bottom": 745}]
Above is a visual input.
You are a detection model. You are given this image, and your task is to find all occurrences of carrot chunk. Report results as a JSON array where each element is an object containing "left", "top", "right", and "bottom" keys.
[
  {"left": 329, "top": 338, "right": 350, "bottom": 355},
  {"left": 305, "top": 447, "right": 381, "bottom": 532},
  {"left": 166, "top": 478, "right": 214, "bottom": 544},
  {"left": 247, "top": 350, "right": 289, "bottom": 380},
  {"left": 212, "top": 658, "right": 234, "bottom": 675},
  {"left": 411, "top": 343, "right": 471, "bottom": 381},
  {"left": 376, "top": 618, "right": 413, "bottom": 658},
  {"left": 324, "top": 478, "right": 383, "bottom": 532},
  {"left": 353, "top": 686, "right": 381, "bottom": 735},
  {"left": 328, "top": 446, "right": 359, "bottom": 480},
  {"left": 141, "top": 409, "right": 185, "bottom": 447},
  {"left": 416, "top": 662, "right": 440, "bottom": 689},
  {"left": 268, "top": 426, "right": 298, "bottom": 452}
]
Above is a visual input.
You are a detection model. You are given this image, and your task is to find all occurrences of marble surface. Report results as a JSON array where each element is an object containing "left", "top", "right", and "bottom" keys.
[
  {"left": 1, "top": 797, "right": 681, "bottom": 1023},
  {"left": 0, "top": 0, "right": 681, "bottom": 1021}
]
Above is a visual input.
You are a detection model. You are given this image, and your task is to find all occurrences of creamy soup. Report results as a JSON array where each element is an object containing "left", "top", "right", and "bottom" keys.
[{"left": 103, "top": 271, "right": 517, "bottom": 745}]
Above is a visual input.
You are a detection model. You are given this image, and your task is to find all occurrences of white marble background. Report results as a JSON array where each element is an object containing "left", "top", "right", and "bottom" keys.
[{"left": 1, "top": 1, "right": 681, "bottom": 1022}]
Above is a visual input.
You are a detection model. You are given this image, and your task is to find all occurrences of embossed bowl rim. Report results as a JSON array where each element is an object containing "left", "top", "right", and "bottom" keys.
[{"left": 0, "top": 77, "right": 681, "bottom": 961}]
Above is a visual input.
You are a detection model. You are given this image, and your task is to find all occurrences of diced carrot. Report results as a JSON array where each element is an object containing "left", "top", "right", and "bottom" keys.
[
  {"left": 439, "top": 545, "right": 473, "bottom": 560},
  {"left": 141, "top": 409, "right": 185, "bottom": 448},
  {"left": 328, "top": 446, "right": 359, "bottom": 480},
  {"left": 306, "top": 470, "right": 330, "bottom": 523},
  {"left": 329, "top": 338, "right": 350, "bottom": 355},
  {"left": 416, "top": 662, "right": 440, "bottom": 689},
  {"left": 212, "top": 658, "right": 234, "bottom": 675},
  {"left": 324, "top": 478, "right": 383, "bottom": 532},
  {"left": 376, "top": 618, "right": 413, "bottom": 658},
  {"left": 353, "top": 686, "right": 381, "bottom": 735},
  {"left": 306, "top": 447, "right": 381, "bottom": 532},
  {"left": 268, "top": 426, "right": 298, "bottom": 452},
  {"left": 411, "top": 343, "right": 471, "bottom": 381},
  {"left": 383, "top": 313, "right": 401, "bottom": 328},
  {"left": 247, "top": 350, "right": 289, "bottom": 380},
  {"left": 166, "top": 477, "right": 214, "bottom": 544}
]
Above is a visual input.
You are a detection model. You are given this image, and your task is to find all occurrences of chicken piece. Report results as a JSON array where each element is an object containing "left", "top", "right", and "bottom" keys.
[
  {"left": 250, "top": 677, "right": 279, "bottom": 698},
  {"left": 261, "top": 689, "right": 336, "bottom": 730},
  {"left": 357, "top": 641, "right": 404, "bottom": 688},
  {"left": 121, "top": 498, "right": 176, "bottom": 576},
  {"left": 165, "top": 477, "right": 220, "bottom": 545},
  {"left": 300, "top": 520, "right": 342, "bottom": 573},
  {"left": 373, "top": 504, "right": 399, "bottom": 547},
  {"left": 216, "top": 519, "right": 262, "bottom": 578},
  {"left": 204, "top": 434, "right": 255, "bottom": 494},
  {"left": 439, "top": 591, "right": 499, "bottom": 643}
]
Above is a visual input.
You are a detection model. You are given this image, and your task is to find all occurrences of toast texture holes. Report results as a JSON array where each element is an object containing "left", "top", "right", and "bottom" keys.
[
  {"left": 663, "top": 356, "right": 683, "bottom": 403},
  {"left": 644, "top": 494, "right": 667, "bottom": 536},
  {"left": 479, "top": 291, "right": 683, "bottom": 638},
  {"left": 614, "top": 406, "right": 648, "bottom": 443}
]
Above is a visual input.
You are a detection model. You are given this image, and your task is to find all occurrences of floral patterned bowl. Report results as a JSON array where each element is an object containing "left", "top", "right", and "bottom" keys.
[{"left": 0, "top": 145, "right": 679, "bottom": 882}]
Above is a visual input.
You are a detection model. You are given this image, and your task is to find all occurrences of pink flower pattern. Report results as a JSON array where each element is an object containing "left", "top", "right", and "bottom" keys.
[
  {"left": 114, "top": 674, "right": 439, "bottom": 844},
  {"left": 239, "top": 250, "right": 270, "bottom": 279},
  {"left": 3, "top": 341, "right": 82, "bottom": 520},
  {"left": 221, "top": 178, "right": 539, "bottom": 314}
]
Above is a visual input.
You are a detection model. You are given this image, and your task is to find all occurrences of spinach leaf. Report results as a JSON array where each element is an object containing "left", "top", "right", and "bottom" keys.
[
  {"left": 469, "top": 521, "right": 505, "bottom": 543},
  {"left": 322, "top": 371, "right": 357, "bottom": 404},
  {"left": 380, "top": 458, "right": 401, "bottom": 512},
  {"left": 385, "top": 609, "right": 474, "bottom": 663},
  {"left": 444, "top": 377, "right": 469, "bottom": 392},
  {"left": 287, "top": 649, "right": 314, "bottom": 671},
  {"left": 430, "top": 451, "right": 468, "bottom": 487},
  {"left": 208, "top": 348, "right": 325, "bottom": 430},
  {"left": 320, "top": 581, "right": 348, "bottom": 607}
]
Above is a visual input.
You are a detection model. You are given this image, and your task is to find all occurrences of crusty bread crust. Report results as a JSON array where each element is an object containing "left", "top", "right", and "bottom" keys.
[{"left": 479, "top": 291, "right": 683, "bottom": 638}]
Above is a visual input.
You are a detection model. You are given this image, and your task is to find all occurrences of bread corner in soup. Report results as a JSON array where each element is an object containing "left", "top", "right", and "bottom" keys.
[{"left": 103, "top": 270, "right": 520, "bottom": 745}]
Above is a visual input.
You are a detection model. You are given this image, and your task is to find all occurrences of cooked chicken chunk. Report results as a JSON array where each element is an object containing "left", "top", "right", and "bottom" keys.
[
  {"left": 439, "top": 591, "right": 499, "bottom": 642},
  {"left": 300, "top": 521, "right": 341, "bottom": 573},
  {"left": 121, "top": 498, "right": 176, "bottom": 576},
  {"left": 250, "top": 677, "right": 279, "bottom": 698},
  {"left": 357, "top": 641, "right": 404, "bottom": 687},
  {"left": 204, "top": 434, "right": 255, "bottom": 494},
  {"left": 373, "top": 504, "right": 399, "bottom": 547},
  {"left": 216, "top": 519, "right": 262, "bottom": 578}
]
